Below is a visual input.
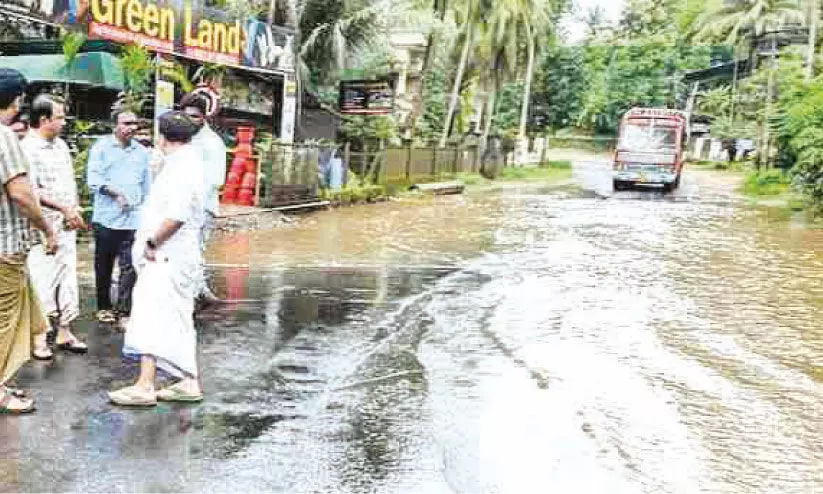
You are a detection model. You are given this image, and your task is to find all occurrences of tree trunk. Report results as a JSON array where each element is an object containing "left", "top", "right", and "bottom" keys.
[
  {"left": 439, "top": 1, "right": 473, "bottom": 148},
  {"left": 517, "top": 25, "right": 535, "bottom": 141},
  {"left": 268, "top": 0, "right": 276, "bottom": 26},
  {"left": 730, "top": 44, "right": 738, "bottom": 121},
  {"left": 406, "top": 0, "right": 445, "bottom": 139},
  {"left": 481, "top": 85, "right": 496, "bottom": 147},
  {"left": 479, "top": 54, "right": 502, "bottom": 179},
  {"left": 807, "top": 0, "right": 818, "bottom": 80},
  {"left": 761, "top": 43, "right": 777, "bottom": 170}
]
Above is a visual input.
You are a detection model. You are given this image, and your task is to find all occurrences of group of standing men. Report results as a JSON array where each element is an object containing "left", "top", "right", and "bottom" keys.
[{"left": 0, "top": 67, "right": 227, "bottom": 412}]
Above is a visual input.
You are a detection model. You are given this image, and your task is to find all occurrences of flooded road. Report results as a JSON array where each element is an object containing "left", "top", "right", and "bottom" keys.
[{"left": 6, "top": 161, "right": 823, "bottom": 493}]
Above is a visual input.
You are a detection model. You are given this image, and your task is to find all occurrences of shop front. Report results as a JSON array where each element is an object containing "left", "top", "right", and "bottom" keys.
[{"left": 1, "top": 0, "right": 298, "bottom": 205}]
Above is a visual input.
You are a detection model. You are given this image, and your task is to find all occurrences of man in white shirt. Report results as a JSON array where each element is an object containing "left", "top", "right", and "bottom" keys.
[
  {"left": 179, "top": 93, "right": 226, "bottom": 306},
  {"left": 22, "top": 94, "right": 87, "bottom": 358},
  {"left": 109, "top": 111, "right": 207, "bottom": 406}
]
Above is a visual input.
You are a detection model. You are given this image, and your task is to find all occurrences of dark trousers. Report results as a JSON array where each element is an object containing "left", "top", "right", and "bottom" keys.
[{"left": 93, "top": 223, "right": 136, "bottom": 315}]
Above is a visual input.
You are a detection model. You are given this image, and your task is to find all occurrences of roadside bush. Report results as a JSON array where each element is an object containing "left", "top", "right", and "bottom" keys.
[
  {"left": 780, "top": 78, "right": 823, "bottom": 214},
  {"left": 741, "top": 170, "right": 791, "bottom": 196}
]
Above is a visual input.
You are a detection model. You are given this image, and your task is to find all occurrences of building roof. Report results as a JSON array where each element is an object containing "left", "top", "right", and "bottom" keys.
[{"left": 0, "top": 51, "right": 124, "bottom": 90}]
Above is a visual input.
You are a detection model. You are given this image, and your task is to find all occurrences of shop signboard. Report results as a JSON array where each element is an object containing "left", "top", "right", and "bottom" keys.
[
  {"left": 0, "top": 0, "right": 294, "bottom": 73},
  {"left": 339, "top": 79, "right": 394, "bottom": 115}
]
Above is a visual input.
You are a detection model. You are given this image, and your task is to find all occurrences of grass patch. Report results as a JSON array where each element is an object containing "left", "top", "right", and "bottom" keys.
[
  {"left": 318, "top": 184, "right": 395, "bottom": 205},
  {"left": 689, "top": 160, "right": 748, "bottom": 172},
  {"left": 499, "top": 163, "right": 573, "bottom": 181},
  {"left": 740, "top": 170, "right": 792, "bottom": 197}
]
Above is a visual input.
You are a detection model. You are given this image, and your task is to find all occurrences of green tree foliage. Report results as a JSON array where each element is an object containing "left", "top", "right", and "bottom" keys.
[
  {"left": 535, "top": 0, "right": 712, "bottom": 134},
  {"left": 532, "top": 45, "right": 587, "bottom": 131},
  {"left": 780, "top": 77, "right": 823, "bottom": 213},
  {"left": 417, "top": 60, "right": 449, "bottom": 142},
  {"left": 491, "top": 81, "right": 524, "bottom": 136}
]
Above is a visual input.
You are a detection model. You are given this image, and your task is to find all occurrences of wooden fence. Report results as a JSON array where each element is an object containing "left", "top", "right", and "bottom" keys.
[{"left": 256, "top": 141, "right": 494, "bottom": 208}]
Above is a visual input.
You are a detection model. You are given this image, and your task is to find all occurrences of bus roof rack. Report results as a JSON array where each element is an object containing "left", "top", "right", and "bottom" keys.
[{"left": 624, "top": 107, "right": 687, "bottom": 119}]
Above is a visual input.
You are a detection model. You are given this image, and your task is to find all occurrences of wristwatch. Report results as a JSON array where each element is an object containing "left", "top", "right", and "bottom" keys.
[{"left": 146, "top": 238, "right": 158, "bottom": 249}]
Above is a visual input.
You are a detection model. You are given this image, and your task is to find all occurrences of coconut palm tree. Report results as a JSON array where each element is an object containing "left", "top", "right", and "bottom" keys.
[
  {"left": 805, "top": 0, "right": 819, "bottom": 79},
  {"left": 514, "top": 0, "right": 552, "bottom": 141},
  {"left": 438, "top": 0, "right": 552, "bottom": 147},
  {"left": 405, "top": 0, "right": 448, "bottom": 139},
  {"left": 695, "top": 0, "right": 805, "bottom": 46},
  {"left": 439, "top": 0, "right": 479, "bottom": 147},
  {"left": 695, "top": 0, "right": 805, "bottom": 167}
]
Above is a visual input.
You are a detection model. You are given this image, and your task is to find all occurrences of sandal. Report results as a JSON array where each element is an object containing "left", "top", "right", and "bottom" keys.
[
  {"left": 32, "top": 346, "right": 53, "bottom": 360},
  {"left": 96, "top": 310, "right": 116, "bottom": 323},
  {"left": 56, "top": 336, "right": 88, "bottom": 354},
  {"left": 108, "top": 385, "right": 157, "bottom": 407},
  {"left": 0, "top": 387, "right": 35, "bottom": 414},
  {"left": 4, "top": 381, "right": 27, "bottom": 398},
  {"left": 156, "top": 382, "right": 203, "bottom": 403},
  {"left": 7, "top": 388, "right": 27, "bottom": 398}
]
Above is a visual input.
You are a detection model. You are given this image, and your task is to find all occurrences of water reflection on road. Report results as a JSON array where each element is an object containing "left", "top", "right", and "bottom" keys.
[{"left": 5, "top": 161, "right": 823, "bottom": 493}]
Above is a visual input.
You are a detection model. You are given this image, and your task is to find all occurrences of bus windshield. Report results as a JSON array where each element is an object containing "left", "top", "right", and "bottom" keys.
[{"left": 618, "top": 121, "right": 678, "bottom": 153}]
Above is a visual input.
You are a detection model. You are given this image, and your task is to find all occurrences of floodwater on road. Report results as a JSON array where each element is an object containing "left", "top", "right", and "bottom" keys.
[{"left": 5, "top": 161, "right": 823, "bottom": 493}]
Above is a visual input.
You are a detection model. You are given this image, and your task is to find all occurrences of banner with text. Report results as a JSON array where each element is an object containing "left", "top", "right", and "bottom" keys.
[{"left": 1, "top": 0, "right": 294, "bottom": 73}]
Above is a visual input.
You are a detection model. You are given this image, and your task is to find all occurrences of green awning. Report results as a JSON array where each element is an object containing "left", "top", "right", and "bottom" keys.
[{"left": 0, "top": 52, "right": 125, "bottom": 91}]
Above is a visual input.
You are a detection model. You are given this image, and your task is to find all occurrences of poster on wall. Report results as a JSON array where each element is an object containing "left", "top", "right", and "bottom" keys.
[
  {"left": 0, "top": 0, "right": 295, "bottom": 73},
  {"left": 339, "top": 79, "right": 394, "bottom": 115},
  {"left": 280, "top": 75, "right": 296, "bottom": 144}
]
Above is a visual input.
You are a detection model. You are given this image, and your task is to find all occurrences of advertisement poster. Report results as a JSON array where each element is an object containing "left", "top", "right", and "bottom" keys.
[
  {"left": 0, "top": 0, "right": 295, "bottom": 73},
  {"left": 280, "top": 75, "right": 296, "bottom": 144},
  {"left": 339, "top": 79, "right": 394, "bottom": 115}
]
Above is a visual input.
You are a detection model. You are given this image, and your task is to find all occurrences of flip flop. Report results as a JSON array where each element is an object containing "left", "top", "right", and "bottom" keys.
[
  {"left": 96, "top": 310, "right": 116, "bottom": 323},
  {"left": 0, "top": 388, "right": 35, "bottom": 414},
  {"left": 56, "top": 336, "right": 88, "bottom": 354},
  {"left": 32, "top": 347, "right": 53, "bottom": 360},
  {"left": 7, "top": 388, "right": 27, "bottom": 398},
  {"left": 108, "top": 385, "right": 157, "bottom": 407},
  {"left": 156, "top": 383, "right": 204, "bottom": 403}
]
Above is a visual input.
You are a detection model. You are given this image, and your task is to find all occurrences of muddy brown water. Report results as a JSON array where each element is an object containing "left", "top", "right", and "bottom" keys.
[{"left": 7, "top": 161, "right": 823, "bottom": 492}]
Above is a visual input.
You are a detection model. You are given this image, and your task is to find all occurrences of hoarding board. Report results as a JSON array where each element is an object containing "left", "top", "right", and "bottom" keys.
[
  {"left": 339, "top": 79, "right": 394, "bottom": 115},
  {"left": 0, "top": 0, "right": 294, "bottom": 73}
]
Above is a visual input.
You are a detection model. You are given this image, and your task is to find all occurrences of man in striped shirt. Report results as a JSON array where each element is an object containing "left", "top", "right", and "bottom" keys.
[{"left": 0, "top": 68, "right": 58, "bottom": 414}]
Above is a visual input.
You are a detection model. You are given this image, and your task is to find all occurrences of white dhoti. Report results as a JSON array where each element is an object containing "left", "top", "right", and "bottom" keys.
[
  {"left": 26, "top": 230, "right": 79, "bottom": 327},
  {"left": 123, "top": 257, "right": 201, "bottom": 379}
]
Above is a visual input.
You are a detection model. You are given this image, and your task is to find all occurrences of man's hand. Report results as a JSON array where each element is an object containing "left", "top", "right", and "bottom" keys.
[
  {"left": 115, "top": 193, "right": 130, "bottom": 212},
  {"left": 43, "top": 228, "right": 58, "bottom": 255},
  {"left": 62, "top": 205, "right": 86, "bottom": 231},
  {"left": 144, "top": 242, "right": 157, "bottom": 262}
]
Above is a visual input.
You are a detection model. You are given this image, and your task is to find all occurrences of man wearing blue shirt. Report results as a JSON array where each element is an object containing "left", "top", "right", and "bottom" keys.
[{"left": 86, "top": 109, "right": 151, "bottom": 325}]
